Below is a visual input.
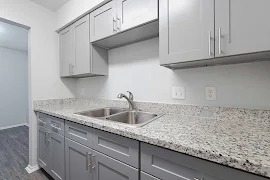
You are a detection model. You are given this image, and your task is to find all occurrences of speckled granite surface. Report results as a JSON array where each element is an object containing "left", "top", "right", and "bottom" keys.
[{"left": 33, "top": 98, "right": 270, "bottom": 178}]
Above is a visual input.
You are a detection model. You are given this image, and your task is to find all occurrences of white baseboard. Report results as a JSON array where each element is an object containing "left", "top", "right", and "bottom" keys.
[
  {"left": 0, "top": 123, "right": 29, "bottom": 130},
  {"left": 25, "top": 164, "right": 40, "bottom": 174}
]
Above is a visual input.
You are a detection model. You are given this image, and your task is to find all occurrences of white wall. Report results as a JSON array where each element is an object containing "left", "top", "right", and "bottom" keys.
[
  {"left": 0, "top": 47, "right": 28, "bottom": 127},
  {"left": 76, "top": 38, "right": 270, "bottom": 110},
  {"left": 56, "top": 0, "right": 103, "bottom": 29},
  {"left": 0, "top": 0, "right": 76, "bottom": 168}
]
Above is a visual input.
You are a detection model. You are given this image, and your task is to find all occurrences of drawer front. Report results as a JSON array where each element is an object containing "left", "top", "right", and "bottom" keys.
[
  {"left": 65, "top": 121, "right": 93, "bottom": 148},
  {"left": 47, "top": 115, "right": 65, "bottom": 136},
  {"left": 141, "top": 172, "right": 161, "bottom": 180},
  {"left": 92, "top": 129, "right": 139, "bottom": 168},
  {"left": 141, "top": 143, "right": 202, "bottom": 180},
  {"left": 38, "top": 112, "right": 49, "bottom": 128}
]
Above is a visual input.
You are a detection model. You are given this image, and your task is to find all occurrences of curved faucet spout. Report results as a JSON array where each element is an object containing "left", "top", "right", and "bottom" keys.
[{"left": 117, "top": 92, "right": 135, "bottom": 110}]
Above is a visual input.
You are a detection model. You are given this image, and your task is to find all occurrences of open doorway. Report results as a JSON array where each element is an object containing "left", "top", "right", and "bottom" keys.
[{"left": 0, "top": 19, "right": 51, "bottom": 179}]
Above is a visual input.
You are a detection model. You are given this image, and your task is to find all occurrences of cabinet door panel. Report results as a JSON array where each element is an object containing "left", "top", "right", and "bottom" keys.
[
  {"left": 65, "top": 138, "right": 92, "bottom": 180},
  {"left": 49, "top": 132, "right": 65, "bottom": 180},
  {"left": 159, "top": 0, "right": 214, "bottom": 65},
  {"left": 215, "top": 0, "right": 270, "bottom": 57},
  {"left": 74, "top": 15, "right": 91, "bottom": 75},
  {"left": 59, "top": 26, "right": 74, "bottom": 77},
  {"left": 141, "top": 172, "right": 160, "bottom": 180},
  {"left": 90, "top": 1, "right": 116, "bottom": 42},
  {"left": 117, "top": 0, "right": 158, "bottom": 31},
  {"left": 92, "top": 150, "right": 139, "bottom": 180},
  {"left": 38, "top": 127, "right": 50, "bottom": 172}
]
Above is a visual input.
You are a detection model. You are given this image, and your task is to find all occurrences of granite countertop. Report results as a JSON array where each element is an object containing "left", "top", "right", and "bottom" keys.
[{"left": 33, "top": 98, "right": 270, "bottom": 178}]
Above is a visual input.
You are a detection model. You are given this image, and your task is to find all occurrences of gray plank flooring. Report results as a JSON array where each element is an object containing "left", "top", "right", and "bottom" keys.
[{"left": 0, "top": 126, "right": 53, "bottom": 180}]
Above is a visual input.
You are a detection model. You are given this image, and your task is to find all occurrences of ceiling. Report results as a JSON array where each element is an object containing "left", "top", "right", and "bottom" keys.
[
  {"left": 30, "top": 0, "right": 70, "bottom": 11},
  {"left": 0, "top": 21, "right": 28, "bottom": 52}
]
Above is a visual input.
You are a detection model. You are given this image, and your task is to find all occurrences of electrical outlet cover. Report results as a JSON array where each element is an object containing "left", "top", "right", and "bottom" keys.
[
  {"left": 205, "top": 87, "right": 216, "bottom": 101},
  {"left": 172, "top": 87, "right": 186, "bottom": 100}
]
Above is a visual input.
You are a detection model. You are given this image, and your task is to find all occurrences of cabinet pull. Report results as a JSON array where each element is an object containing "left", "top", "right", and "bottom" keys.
[
  {"left": 117, "top": 17, "right": 121, "bottom": 31},
  {"left": 208, "top": 31, "right": 212, "bottom": 56},
  {"left": 218, "top": 28, "right": 222, "bottom": 55},
  {"left": 51, "top": 123, "right": 61, "bottom": 131},
  {"left": 39, "top": 120, "right": 46, "bottom": 125},
  {"left": 46, "top": 132, "right": 51, "bottom": 143},
  {"left": 194, "top": 178, "right": 200, "bottom": 180},
  {"left": 86, "top": 152, "right": 91, "bottom": 171},
  {"left": 113, "top": 17, "right": 116, "bottom": 32},
  {"left": 91, "top": 154, "right": 96, "bottom": 170},
  {"left": 69, "top": 64, "right": 71, "bottom": 75}
]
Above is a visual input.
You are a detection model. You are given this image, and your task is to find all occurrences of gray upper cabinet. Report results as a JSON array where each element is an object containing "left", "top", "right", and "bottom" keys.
[
  {"left": 215, "top": 0, "right": 270, "bottom": 58},
  {"left": 159, "top": 0, "right": 215, "bottom": 65},
  {"left": 116, "top": 0, "right": 158, "bottom": 32},
  {"left": 59, "top": 14, "right": 108, "bottom": 78},
  {"left": 90, "top": 1, "right": 117, "bottom": 42},
  {"left": 92, "top": 150, "right": 139, "bottom": 180},
  {"left": 65, "top": 138, "right": 92, "bottom": 180},
  {"left": 74, "top": 15, "right": 91, "bottom": 75},
  {"left": 49, "top": 132, "right": 65, "bottom": 180},
  {"left": 59, "top": 26, "right": 74, "bottom": 77}
]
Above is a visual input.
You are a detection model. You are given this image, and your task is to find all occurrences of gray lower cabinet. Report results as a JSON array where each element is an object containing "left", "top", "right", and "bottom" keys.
[
  {"left": 38, "top": 126, "right": 65, "bottom": 180},
  {"left": 141, "top": 143, "right": 262, "bottom": 180},
  {"left": 38, "top": 126, "right": 50, "bottom": 173},
  {"left": 92, "top": 149, "right": 139, "bottom": 180},
  {"left": 141, "top": 172, "right": 160, "bottom": 180},
  {"left": 49, "top": 132, "right": 65, "bottom": 180},
  {"left": 65, "top": 138, "right": 92, "bottom": 180}
]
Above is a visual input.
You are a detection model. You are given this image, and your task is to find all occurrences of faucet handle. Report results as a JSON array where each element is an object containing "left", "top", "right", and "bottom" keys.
[{"left": 127, "top": 91, "right": 133, "bottom": 101}]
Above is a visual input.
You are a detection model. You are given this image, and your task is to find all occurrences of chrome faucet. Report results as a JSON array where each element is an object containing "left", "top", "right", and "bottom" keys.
[{"left": 117, "top": 91, "right": 135, "bottom": 110}]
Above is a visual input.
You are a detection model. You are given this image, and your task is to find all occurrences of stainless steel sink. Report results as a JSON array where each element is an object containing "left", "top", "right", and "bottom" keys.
[
  {"left": 75, "top": 108, "right": 127, "bottom": 119},
  {"left": 106, "top": 111, "right": 162, "bottom": 127}
]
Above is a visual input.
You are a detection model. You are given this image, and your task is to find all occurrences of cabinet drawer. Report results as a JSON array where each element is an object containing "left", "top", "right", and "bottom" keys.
[
  {"left": 47, "top": 115, "right": 65, "bottom": 136},
  {"left": 141, "top": 143, "right": 262, "bottom": 180},
  {"left": 38, "top": 112, "right": 49, "bottom": 128},
  {"left": 92, "top": 128, "right": 139, "bottom": 168},
  {"left": 141, "top": 172, "right": 161, "bottom": 180},
  {"left": 141, "top": 143, "right": 202, "bottom": 180},
  {"left": 65, "top": 121, "right": 93, "bottom": 148}
]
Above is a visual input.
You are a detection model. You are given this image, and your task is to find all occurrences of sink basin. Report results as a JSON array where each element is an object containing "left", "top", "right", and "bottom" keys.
[
  {"left": 106, "top": 111, "right": 162, "bottom": 127},
  {"left": 75, "top": 108, "right": 127, "bottom": 118}
]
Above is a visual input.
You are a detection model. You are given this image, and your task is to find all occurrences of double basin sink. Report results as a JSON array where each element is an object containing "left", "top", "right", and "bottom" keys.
[{"left": 75, "top": 108, "right": 163, "bottom": 127}]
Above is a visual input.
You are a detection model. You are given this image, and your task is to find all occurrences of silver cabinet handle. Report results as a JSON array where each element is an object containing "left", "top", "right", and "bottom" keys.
[
  {"left": 69, "top": 64, "right": 71, "bottom": 75},
  {"left": 218, "top": 28, "right": 222, "bottom": 55},
  {"left": 51, "top": 123, "right": 61, "bottom": 130},
  {"left": 39, "top": 120, "right": 46, "bottom": 125},
  {"left": 91, "top": 154, "right": 96, "bottom": 170},
  {"left": 86, "top": 152, "right": 91, "bottom": 171},
  {"left": 194, "top": 178, "right": 200, "bottom": 180},
  {"left": 46, "top": 131, "right": 51, "bottom": 143},
  {"left": 113, "top": 17, "right": 116, "bottom": 32},
  {"left": 117, "top": 17, "right": 121, "bottom": 31},
  {"left": 208, "top": 31, "right": 212, "bottom": 56}
]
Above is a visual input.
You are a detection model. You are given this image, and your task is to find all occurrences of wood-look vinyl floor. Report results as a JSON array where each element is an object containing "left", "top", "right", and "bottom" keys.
[{"left": 0, "top": 126, "right": 53, "bottom": 180}]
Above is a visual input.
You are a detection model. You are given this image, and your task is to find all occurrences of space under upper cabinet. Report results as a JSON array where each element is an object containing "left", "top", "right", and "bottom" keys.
[
  {"left": 90, "top": 0, "right": 158, "bottom": 49},
  {"left": 160, "top": 0, "right": 270, "bottom": 68},
  {"left": 59, "top": 15, "right": 108, "bottom": 78}
]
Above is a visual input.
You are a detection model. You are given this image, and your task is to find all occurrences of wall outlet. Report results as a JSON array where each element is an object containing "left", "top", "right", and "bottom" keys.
[
  {"left": 205, "top": 87, "right": 216, "bottom": 101},
  {"left": 172, "top": 87, "right": 185, "bottom": 100}
]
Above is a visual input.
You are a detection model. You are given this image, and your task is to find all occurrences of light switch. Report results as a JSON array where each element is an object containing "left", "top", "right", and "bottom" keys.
[{"left": 172, "top": 87, "right": 185, "bottom": 100}]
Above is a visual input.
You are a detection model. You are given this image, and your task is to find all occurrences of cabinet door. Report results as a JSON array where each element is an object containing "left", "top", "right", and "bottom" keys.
[
  {"left": 141, "top": 172, "right": 160, "bottom": 180},
  {"left": 74, "top": 15, "right": 91, "bottom": 75},
  {"left": 215, "top": 0, "right": 270, "bottom": 57},
  {"left": 38, "top": 127, "right": 50, "bottom": 172},
  {"left": 90, "top": 0, "right": 117, "bottom": 42},
  {"left": 65, "top": 138, "right": 93, "bottom": 180},
  {"left": 92, "top": 150, "right": 139, "bottom": 180},
  {"left": 59, "top": 26, "right": 74, "bottom": 77},
  {"left": 159, "top": 0, "right": 214, "bottom": 65},
  {"left": 116, "top": 0, "right": 158, "bottom": 31},
  {"left": 49, "top": 132, "right": 65, "bottom": 180}
]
